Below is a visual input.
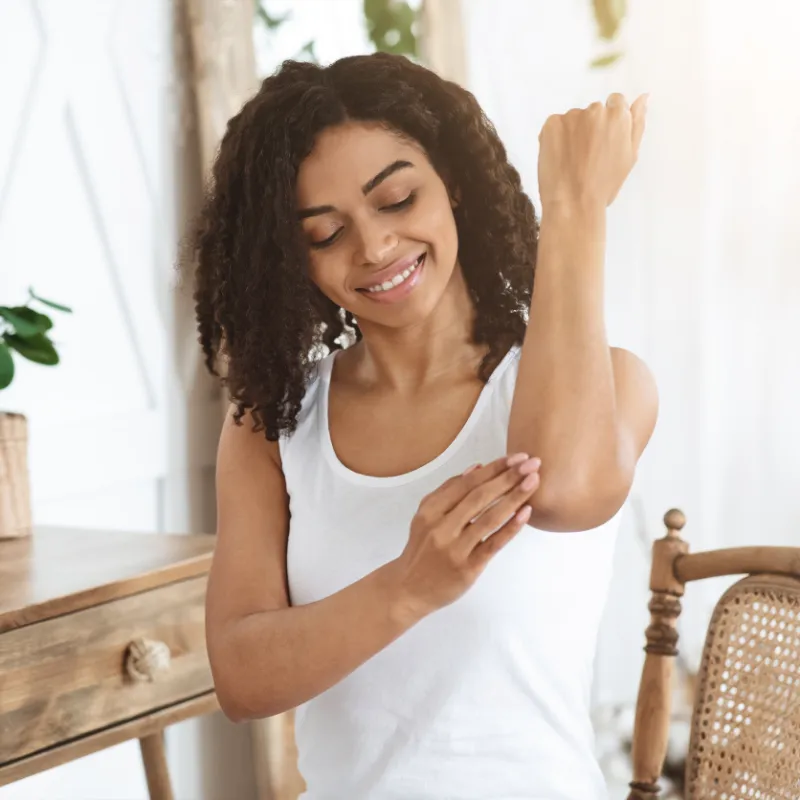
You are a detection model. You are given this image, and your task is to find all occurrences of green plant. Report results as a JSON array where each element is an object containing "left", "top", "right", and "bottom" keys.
[
  {"left": 255, "top": 3, "right": 290, "bottom": 31},
  {"left": 254, "top": 0, "right": 418, "bottom": 65},
  {"left": 0, "top": 288, "right": 72, "bottom": 391},
  {"left": 590, "top": 0, "right": 627, "bottom": 68},
  {"left": 254, "top": 1, "right": 628, "bottom": 73},
  {"left": 363, "top": 0, "right": 418, "bottom": 58}
]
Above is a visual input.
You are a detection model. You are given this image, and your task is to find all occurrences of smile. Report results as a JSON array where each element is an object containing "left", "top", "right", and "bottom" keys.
[{"left": 358, "top": 253, "right": 426, "bottom": 304}]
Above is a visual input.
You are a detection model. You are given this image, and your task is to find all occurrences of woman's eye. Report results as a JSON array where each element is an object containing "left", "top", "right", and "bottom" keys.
[
  {"left": 308, "top": 192, "right": 416, "bottom": 249},
  {"left": 381, "top": 192, "right": 416, "bottom": 211},
  {"left": 310, "top": 229, "right": 342, "bottom": 250}
]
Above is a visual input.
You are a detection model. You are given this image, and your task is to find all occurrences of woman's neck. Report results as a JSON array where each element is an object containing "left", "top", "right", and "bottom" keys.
[{"left": 341, "top": 265, "right": 487, "bottom": 395}]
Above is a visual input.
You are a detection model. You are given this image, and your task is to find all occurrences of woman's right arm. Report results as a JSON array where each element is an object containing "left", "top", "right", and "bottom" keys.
[
  {"left": 207, "top": 406, "right": 540, "bottom": 722},
  {"left": 207, "top": 405, "right": 418, "bottom": 722}
]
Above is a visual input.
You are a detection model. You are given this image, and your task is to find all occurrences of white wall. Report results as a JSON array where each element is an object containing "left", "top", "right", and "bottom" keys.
[
  {"left": 462, "top": 0, "right": 800, "bottom": 707},
  {"left": 0, "top": 1, "right": 254, "bottom": 797},
  {"left": 254, "top": 0, "right": 380, "bottom": 76}
]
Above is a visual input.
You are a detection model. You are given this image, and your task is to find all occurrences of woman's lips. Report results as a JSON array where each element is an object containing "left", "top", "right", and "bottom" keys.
[
  {"left": 358, "top": 252, "right": 425, "bottom": 290},
  {"left": 358, "top": 253, "right": 425, "bottom": 304}
]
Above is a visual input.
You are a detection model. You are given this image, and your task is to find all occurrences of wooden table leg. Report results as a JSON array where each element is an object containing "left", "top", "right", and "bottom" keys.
[{"left": 139, "top": 732, "right": 174, "bottom": 800}]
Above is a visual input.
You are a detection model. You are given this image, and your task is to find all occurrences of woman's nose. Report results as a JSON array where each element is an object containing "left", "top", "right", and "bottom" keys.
[{"left": 354, "top": 218, "right": 398, "bottom": 265}]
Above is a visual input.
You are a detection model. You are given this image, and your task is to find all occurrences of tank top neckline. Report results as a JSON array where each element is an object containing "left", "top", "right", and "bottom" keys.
[{"left": 318, "top": 344, "right": 520, "bottom": 488}]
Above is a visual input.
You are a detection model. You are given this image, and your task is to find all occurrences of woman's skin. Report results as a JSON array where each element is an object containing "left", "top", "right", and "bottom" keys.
[
  {"left": 508, "top": 92, "right": 658, "bottom": 530},
  {"left": 206, "top": 93, "right": 659, "bottom": 722}
]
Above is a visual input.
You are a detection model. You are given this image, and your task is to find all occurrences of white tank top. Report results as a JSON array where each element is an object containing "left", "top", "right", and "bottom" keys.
[{"left": 280, "top": 344, "right": 620, "bottom": 800}]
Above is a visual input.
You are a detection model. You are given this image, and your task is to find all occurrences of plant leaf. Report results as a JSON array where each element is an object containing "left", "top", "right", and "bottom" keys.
[
  {"left": 294, "top": 39, "right": 319, "bottom": 63},
  {"left": 590, "top": 51, "right": 624, "bottom": 68},
  {"left": 363, "top": 0, "right": 418, "bottom": 57},
  {"left": 28, "top": 287, "right": 72, "bottom": 313},
  {"left": 0, "top": 305, "right": 53, "bottom": 337},
  {"left": 0, "top": 341, "right": 14, "bottom": 390},
  {"left": 255, "top": 3, "right": 291, "bottom": 30},
  {"left": 4, "top": 332, "right": 60, "bottom": 366},
  {"left": 592, "top": 0, "right": 627, "bottom": 41}
]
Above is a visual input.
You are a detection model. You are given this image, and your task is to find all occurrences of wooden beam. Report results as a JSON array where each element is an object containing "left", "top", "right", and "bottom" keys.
[{"left": 675, "top": 546, "right": 800, "bottom": 583}]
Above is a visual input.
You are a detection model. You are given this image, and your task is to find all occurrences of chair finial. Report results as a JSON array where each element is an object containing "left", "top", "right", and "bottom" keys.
[{"left": 664, "top": 508, "right": 686, "bottom": 535}]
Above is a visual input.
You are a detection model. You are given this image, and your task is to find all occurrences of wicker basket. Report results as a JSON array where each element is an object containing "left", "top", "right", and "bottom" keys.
[{"left": 0, "top": 412, "right": 32, "bottom": 539}]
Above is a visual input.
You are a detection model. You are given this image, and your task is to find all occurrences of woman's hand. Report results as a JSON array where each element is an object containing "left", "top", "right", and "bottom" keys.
[
  {"left": 537, "top": 93, "right": 648, "bottom": 212},
  {"left": 385, "top": 454, "right": 541, "bottom": 621}
]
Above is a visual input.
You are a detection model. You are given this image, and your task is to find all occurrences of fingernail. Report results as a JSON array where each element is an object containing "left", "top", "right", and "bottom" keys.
[
  {"left": 515, "top": 504, "right": 533, "bottom": 523},
  {"left": 462, "top": 463, "right": 481, "bottom": 475},
  {"left": 506, "top": 452, "right": 529, "bottom": 467},
  {"left": 518, "top": 457, "right": 541, "bottom": 475}
]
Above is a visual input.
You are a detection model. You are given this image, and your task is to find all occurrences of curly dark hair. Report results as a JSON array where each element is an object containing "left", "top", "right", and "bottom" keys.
[{"left": 186, "top": 52, "right": 538, "bottom": 441}]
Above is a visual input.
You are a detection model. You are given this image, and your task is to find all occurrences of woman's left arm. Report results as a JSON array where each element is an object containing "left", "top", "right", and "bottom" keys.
[{"left": 507, "top": 93, "right": 658, "bottom": 532}]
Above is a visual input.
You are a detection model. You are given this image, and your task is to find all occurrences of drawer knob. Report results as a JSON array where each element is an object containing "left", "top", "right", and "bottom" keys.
[{"left": 125, "top": 637, "right": 171, "bottom": 682}]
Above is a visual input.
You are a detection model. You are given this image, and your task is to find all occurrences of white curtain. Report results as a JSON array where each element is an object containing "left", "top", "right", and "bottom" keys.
[{"left": 461, "top": 0, "right": 800, "bottom": 703}]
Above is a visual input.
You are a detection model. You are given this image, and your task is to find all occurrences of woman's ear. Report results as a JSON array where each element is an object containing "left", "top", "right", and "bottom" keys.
[{"left": 449, "top": 186, "right": 461, "bottom": 209}]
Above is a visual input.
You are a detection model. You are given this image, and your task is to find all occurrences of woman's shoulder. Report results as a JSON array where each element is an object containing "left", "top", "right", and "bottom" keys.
[
  {"left": 221, "top": 402, "right": 285, "bottom": 473},
  {"left": 275, "top": 349, "right": 336, "bottom": 467}
]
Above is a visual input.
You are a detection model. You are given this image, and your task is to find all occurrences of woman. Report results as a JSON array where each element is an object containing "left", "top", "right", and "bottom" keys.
[{"left": 190, "top": 52, "right": 657, "bottom": 800}]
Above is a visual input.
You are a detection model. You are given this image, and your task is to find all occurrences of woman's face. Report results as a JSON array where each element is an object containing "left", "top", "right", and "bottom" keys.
[{"left": 296, "top": 121, "right": 459, "bottom": 328}]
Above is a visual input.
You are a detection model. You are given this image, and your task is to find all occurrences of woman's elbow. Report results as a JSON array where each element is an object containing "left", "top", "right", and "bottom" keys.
[
  {"left": 207, "top": 630, "right": 267, "bottom": 722},
  {"left": 215, "top": 691, "right": 250, "bottom": 724},
  {"left": 209, "top": 650, "right": 289, "bottom": 722},
  {"left": 212, "top": 669, "right": 282, "bottom": 723},
  {"left": 529, "top": 467, "right": 633, "bottom": 532},
  {"left": 209, "top": 654, "right": 251, "bottom": 722}
]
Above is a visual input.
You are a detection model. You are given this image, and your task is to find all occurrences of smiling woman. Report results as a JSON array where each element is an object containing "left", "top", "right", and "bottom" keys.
[
  {"left": 188, "top": 54, "right": 535, "bottom": 437},
  {"left": 185, "top": 51, "right": 655, "bottom": 800},
  {"left": 296, "top": 127, "right": 457, "bottom": 316}
]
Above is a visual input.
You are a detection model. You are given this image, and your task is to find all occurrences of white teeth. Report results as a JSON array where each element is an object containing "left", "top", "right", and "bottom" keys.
[{"left": 365, "top": 255, "right": 423, "bottom": 293}]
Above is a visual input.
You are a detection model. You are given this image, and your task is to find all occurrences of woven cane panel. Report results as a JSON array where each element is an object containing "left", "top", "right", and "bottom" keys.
[{"left": 686, "top": 575, "right": 800, "bottom": 799}]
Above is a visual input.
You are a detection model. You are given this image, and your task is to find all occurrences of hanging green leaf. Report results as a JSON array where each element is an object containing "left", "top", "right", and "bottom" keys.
[
  {"left": 0, "top": 306, "right": 53, "bottom": 337},
  {"left": 0, "top": 342, "right": 14, "bottom": 390},
  {"left": 255, "top": 4, "right": 291, "bottom": 31},
  {"left": 590, "top": 51, "right": 624, "bottom": 68},
  {"left": 28, "top": 287, "right": 72, "bottom": 314},
  {"left": 294, "top": 40, "right": 319, "bottom": 64},
  {"left": 364, "top": 0, "right": 418, "bottom": 58},
  {"left": 4, "top": 332, "right": 59, "bottom": 366},
  {"left": 592, "top": 0, "right": 627, "bottom": 41}
]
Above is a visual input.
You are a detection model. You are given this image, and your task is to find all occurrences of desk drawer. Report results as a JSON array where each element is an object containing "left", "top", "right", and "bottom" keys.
[{"left": 0, "top": 576, "right": 213, "bottom": 763}]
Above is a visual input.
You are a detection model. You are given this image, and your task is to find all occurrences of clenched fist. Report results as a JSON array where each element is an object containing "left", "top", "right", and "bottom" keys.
[{"left": 538, "top": 93, "right": 648, "bottom": 211}]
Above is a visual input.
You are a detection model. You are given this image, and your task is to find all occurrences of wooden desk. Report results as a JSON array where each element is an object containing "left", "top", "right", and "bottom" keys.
[{"left": 0, "top": 527, "right": 219, "bottom": 799}]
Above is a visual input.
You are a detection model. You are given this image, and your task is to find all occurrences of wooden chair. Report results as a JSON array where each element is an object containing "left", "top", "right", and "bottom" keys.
[{"left": 628, "top": 509, "right": 800, "bottom": 798}]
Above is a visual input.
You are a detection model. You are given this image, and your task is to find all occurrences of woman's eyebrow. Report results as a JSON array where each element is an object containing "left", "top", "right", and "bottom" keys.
[
  {"left": 361, "top": 160, "right": 414, "bottom": 194},
  {"left": 297, "top": 160, "right": 415, "bottom": 220}
]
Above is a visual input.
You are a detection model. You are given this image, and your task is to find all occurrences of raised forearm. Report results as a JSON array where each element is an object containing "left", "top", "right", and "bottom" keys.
[
  {"left": 211, "top": 561, "right": 421, "bottom": 721},
  {"left": 508, "top": 204, "right": 626, "bottom": 522}
]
